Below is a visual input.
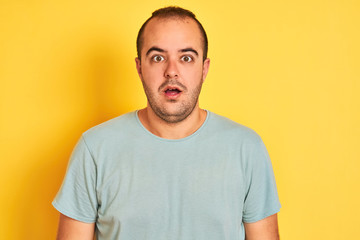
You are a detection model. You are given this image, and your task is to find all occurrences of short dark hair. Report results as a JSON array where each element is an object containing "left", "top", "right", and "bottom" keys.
[{"left": 136, "top": 6, "right": 208, "bottom": 61}]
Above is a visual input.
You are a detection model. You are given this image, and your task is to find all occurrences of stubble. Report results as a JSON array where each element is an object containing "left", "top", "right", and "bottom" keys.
[{"left": 141, "top": 78, "right": 203, "bottom": 124}]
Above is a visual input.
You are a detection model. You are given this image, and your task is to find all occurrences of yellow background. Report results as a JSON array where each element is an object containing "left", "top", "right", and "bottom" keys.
[{"left": 1, "top": 0, "right": 359, "bottom": 239}]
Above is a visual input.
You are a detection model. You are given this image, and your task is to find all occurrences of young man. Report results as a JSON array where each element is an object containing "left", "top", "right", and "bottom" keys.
[{"left": 53, "top": 6, "right": 281, "bottom": 240}]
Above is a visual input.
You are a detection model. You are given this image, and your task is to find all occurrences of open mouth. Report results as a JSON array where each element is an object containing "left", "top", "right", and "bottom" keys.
[{"left": 164, "top": 87, "right": 182, "bottom": 97}]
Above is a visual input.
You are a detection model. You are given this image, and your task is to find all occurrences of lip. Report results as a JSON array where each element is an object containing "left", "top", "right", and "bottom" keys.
[{"left": 162, "top": 85, "right": 183, "bottom": 99}]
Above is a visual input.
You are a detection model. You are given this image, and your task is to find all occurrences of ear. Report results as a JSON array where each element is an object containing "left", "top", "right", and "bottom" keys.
[
  {"left": 202, "top": 58, "right": 210, "bottom": 81},
  {"left": 135, "top": 57, "right": 142, "bottom": 78}
]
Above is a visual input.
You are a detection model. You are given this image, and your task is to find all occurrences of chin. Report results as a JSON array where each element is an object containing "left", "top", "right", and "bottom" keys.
[
  {"left": 157, "top": 107, "right": 196, "bottom": 124},
  {"left": 158, "top": 114, "right": 189, "bottom": 124}
]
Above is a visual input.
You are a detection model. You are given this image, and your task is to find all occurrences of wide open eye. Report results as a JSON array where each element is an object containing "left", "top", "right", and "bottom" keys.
[
  {"left": 152, "top": 55, "right": 165, "bottom": 62},
  {"left": 181, "top": 55, "right": 193, "bottom": 63}
]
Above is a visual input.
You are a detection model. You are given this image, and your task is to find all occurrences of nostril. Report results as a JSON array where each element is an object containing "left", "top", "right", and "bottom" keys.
[
  {"left": 164, "top": 63, "right": 179, "bottom": 78},
  {"left": 165, "top": 72, "right": 178, "bottom": 78}
]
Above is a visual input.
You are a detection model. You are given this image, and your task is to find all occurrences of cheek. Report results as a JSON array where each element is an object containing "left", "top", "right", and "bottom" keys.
[
  {"left": 141, "top": 64, "right": 164, "bottom": 79},
  {"left": 140, "top": 67, "right": 165, "bottom": 92},
  {"left": 181, "top": 65, "right": 204, "bottom": 81}
]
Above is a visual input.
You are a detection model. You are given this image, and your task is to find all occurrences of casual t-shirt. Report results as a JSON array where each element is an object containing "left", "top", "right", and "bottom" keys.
[{"left": 53, "top": 110, "right": 281, "bottom": 240}]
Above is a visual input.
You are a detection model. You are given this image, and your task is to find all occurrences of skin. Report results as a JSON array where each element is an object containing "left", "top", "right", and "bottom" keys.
[
  {"left": 56, "top": 16, "right": 279, "bottom": 239},
  {"left": 135, "top": 17, "right": 210, "bottom": 139},
  {"left": 244, "top": 213, "right": 280, "bottom": 240},
  {"left": 56, "top": 214, "right": 95, "bottom": 240}
]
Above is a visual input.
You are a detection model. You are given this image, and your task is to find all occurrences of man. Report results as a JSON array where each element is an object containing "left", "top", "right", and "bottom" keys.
[{"left": 53, "top": 6, "right": 281, "bottom": 240}]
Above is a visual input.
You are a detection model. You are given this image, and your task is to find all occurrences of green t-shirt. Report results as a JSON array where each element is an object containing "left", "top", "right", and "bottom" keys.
[{"left": 53, "top": 110, "right": 281, "bottom": 240}]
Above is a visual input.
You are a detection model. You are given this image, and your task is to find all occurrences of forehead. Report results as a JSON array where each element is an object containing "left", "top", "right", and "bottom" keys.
[{"left": 141, "top": 17, "right": 203, "bottom": 54}]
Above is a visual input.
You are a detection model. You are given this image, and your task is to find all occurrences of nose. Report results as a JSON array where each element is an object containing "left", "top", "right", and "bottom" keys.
[{"left": 164, "top": 58, "right": 179, "bottom": 79}]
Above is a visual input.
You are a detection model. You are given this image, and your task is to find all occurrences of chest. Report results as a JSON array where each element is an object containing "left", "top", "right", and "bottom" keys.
[{"left": 94, "top": 142, "right": 246, "bottom": 234}]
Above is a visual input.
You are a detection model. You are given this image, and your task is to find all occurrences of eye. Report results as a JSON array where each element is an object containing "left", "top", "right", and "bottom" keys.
[
  {"left": 152, "top": 55, "right": 165, "bottom": 62},
  {"left": 181, "top": 55, "right": 193, "bottom": 62}
]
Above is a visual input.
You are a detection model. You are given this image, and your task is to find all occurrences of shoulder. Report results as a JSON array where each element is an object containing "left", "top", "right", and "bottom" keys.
[
  {"left": 81, "top": 111, "right": 138, "bottom": 145},
  {"left": 205, "top": 111, "right": 271, "bottom": 171},
  {"left": 206, "top": 111, "right": 263, "bottom": 145}
]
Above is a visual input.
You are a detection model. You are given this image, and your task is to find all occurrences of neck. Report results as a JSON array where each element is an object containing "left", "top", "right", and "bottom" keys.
[{"left": 138, "top": 105, "right": 207, "bottom": 140}]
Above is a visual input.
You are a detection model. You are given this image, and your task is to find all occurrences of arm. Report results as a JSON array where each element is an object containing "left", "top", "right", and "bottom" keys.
[
  {"left": 56, "top": 213, "right": 95, "bottom": 240},
  {"left": 244, "top": 213, "right": 279, "bottom": 240}
]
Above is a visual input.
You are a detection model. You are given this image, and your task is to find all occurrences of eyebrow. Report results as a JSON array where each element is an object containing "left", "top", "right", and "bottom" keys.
[
  {"left": 145, "top": 46, "right": 199, "bottom": 57},
  {"left": 180, "top": 48, "right": 198, "bottom": 56},
  {"left": 146, "top": 47, "right": 165, "bottom": 56}
]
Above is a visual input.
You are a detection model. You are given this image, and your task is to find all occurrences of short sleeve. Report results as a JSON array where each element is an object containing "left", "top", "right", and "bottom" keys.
[
  {"left": 242, "top": 135, "right": 281, "bottom": 223},
  {"left": 52, "top": 135, "right": 98, "bottom": 223}
]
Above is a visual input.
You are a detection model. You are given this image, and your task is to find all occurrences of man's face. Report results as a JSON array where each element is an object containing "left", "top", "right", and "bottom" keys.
[{"left": 136, "top": 17, "right": 210, "bottom": 123}]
